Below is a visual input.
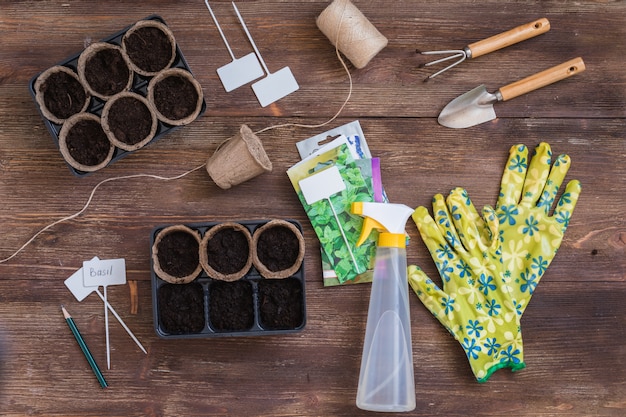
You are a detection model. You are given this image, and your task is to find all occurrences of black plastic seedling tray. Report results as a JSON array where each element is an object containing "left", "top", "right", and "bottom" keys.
[
  {"left": 29, "top": 15, "right": 206, "bottom": 177},
  {"left": 150, "top": 219, "right": 307, "bottom": 339}
]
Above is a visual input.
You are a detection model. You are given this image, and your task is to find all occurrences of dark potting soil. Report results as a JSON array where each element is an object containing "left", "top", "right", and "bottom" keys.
[
  {"left": 83, "top": 48, "right": 130, "bottom": 96},
  {"left": 153, "top": 74, "right": 198, "bottom": 121},
  {"left": 41, "top": 70, "right": 87, "bottom": 120},
  {"left": 65, "top": 118, "right": 111, "bottom": 166},
  {"left": 107, "top": 96, "right": 152, "bottom": 145},
  {"left": 258, "top": 278, "right": 303, "bottom": 330},
  {"left": 256, "top": 225, "right": 300, "bottom": 272},
  {"left": 123, "top": 26, "right": 173, "bottom": 73},
  {"left": 209, "top": 280, "right": 254, "bottom": 331},
  {"left": 157, "top": 230, "right": 200, "bottom": 278},
  {"left": 158, "top": 282, "right": 205, "bottom": 334},
  {"left": 206, "top": 227, "right": 250, "bottom": 275}
]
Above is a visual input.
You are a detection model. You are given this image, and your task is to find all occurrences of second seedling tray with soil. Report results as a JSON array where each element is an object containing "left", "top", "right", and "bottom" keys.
[{"left": 150, "top": 219, "right": 306, "bottom": 339}]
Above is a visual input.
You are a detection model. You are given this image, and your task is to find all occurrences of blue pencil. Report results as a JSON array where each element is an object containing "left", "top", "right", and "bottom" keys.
[{"left": 61, "top": 305, "right": 108, "bottom": 388}]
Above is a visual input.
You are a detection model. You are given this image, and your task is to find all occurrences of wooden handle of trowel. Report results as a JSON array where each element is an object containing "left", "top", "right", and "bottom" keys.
[
  {"left": 499, "top": 57, "right": 586, "bottom": 101},
  {"left": 468, "top": 18, "right": 550, "bottom": 59}
]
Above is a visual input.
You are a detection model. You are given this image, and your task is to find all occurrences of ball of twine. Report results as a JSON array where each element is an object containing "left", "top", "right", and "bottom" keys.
[{"left": 316, "top": 0, "right": 388, "bottom": 69}]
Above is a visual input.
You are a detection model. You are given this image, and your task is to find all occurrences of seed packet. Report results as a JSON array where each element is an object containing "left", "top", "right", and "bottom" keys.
[
  {"left": 287, "top": 143, "right": 376, "bottom": 284},
  {"left": 295, "top": 120, "right": 371, "bottom": 160}
]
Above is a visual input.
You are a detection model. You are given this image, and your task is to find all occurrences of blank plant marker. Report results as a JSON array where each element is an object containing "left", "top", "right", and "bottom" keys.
[
  {"left": 204, "top": 0, "right": 264, "bottom": 92},
  {"left": 232, "top": 2, "right": 299, "bottom": 107},
  {"left": 298, "top": 166, "right": 360, "bottom": 272}
]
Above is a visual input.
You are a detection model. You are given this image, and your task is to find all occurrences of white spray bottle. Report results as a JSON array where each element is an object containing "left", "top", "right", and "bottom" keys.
[{"left": 351, "top": 202, "right": 416, "bottom": 412}]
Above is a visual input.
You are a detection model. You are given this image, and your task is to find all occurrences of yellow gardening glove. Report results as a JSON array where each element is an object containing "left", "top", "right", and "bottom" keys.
[
  {"left": 496, "top": 143, "right": 582, "bottom": 315},
  {"left": 408, "top": 188, "right": 525, "bottom": 382}
]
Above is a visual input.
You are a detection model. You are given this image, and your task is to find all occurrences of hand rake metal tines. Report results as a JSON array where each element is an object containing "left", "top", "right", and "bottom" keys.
[{"left": 418, "top": 18, "right": 550, "bottom": 80}]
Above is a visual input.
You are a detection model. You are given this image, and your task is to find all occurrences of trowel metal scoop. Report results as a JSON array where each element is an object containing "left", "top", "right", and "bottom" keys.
[
  {"left": 438, "top": 57, "right": 585, "bottom": 129},
  {"left": 419, "top": 18, "right": 550, "bottom": 80}
]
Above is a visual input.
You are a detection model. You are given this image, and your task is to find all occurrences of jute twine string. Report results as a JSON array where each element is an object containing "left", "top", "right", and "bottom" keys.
[
  {"left": 0, "top": 166, "right": 206, "bottom": 264},
  {"left": 257, "top": 0, "right": 386, "bottom": 133},
  {"left": 1, "top": 0, "right": 385, "bottom": 263},
  {"left": 315, "top": 0, "right": 388, "bottom": 69}
]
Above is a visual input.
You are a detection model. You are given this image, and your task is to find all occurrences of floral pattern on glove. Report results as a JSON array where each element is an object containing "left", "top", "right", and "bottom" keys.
[
  {"left": 408, "top": 188, "right": 525, "bottom": 382},
  {"left": 496, "top": 143, "right": 581, "bottom": 315}
]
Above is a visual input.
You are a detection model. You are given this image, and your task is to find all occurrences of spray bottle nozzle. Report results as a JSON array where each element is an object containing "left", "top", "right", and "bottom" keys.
[
  {"left": 355, "top": 216, "right": 385, "bottom": 247},
  {"left": 351, "top": 202, "right": 414, "bottom": 248}
]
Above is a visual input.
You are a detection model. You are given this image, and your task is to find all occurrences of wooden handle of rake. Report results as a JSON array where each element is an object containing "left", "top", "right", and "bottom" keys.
[{"left": 467, "top": 18, "right": 550, "bottom": 59}]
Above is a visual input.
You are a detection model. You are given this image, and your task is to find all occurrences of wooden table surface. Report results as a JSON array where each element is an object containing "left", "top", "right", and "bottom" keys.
[{"left": 0, "top": 1, "right": 624, "bottom": 416}]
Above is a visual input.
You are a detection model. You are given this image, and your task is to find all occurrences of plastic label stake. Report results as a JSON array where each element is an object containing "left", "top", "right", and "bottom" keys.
[
  {"left": 298, "top": 166, "right": 359, "bottom": 272},
  {"left": 204, "top": 0, "right": 264, "bottom": 92},
  {"left": 83, "top": 258, "right": 127, "bottom": 369},
  {"left": 64, "top": 257, "right": 146, "bottom": 354},
  {"left": 232, "top": 2, "right": 299, "bottom": 107}
]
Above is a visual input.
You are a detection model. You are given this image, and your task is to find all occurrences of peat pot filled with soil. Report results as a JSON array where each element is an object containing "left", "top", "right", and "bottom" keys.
[
  {"left": 58, "top": 112, "right": 114, "bottom": 172},
  {"left": 158, "top": 282, "right": 205, "bottom": 334},
  {"left": 208, "top": 280, "right": 255, "bottom": 332},
  {"left": 101, "top": 91, "right": 158, "bottom": 151},
  {"left": 152, "top": 225, "right": 202, "bottom": 284},
  {"left": 148, "top": 68, "right": 203, "bottom": 126},
  {"left": 200, "top": 222, "right": 252, "bottom": 282},
  {"left": 77, "top": 42, "right": 133, "bottom": 100},
  {"left": 258, "top": 278, "right": 304, "bottom": 330},
  {"left": 34, "top": 66, "right": 90, "bottom": 125},
  {"left": 122, "top": 19, "right": 177, "bottom": 77},
  {"left": 252, "top": 220, "right": 305, "bottom": 279}
]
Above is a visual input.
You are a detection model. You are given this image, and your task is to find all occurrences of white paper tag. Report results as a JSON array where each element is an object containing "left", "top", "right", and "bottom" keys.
[
  {"left": 83, "top": 258, "right": 126, "bottom": 287},
  {"left": 298, "top": 165, "right": 346, "bottom": 205},
  {"left": 252, "top": 66, "right": 299, "bottom": 107},
  {"left": 64, "top": 256, "right": 100, "bottom": 301},
  {"left": 217, "top": 52, "right": 265, "bottom": 92}
]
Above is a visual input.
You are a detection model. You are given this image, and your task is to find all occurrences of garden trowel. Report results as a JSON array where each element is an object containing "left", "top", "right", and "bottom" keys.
[{"left": 438, "top": 57, "right": 585, "bottom": 128}]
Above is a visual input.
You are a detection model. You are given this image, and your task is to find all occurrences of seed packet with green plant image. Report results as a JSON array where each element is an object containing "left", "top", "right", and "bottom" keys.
[
  {"left": 319, "top": 157, "right": 379, "bottom": 286},
  {"left": 288, "top": 143, "right": 377, "bottom": 283},
  {"left": 294, "top": 121, "right": 383, "bottom": 285}
]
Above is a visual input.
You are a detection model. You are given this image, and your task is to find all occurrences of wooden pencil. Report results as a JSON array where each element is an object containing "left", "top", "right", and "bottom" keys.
[{"left": 61, "top": 305, "right": 108, "bottom": 389}]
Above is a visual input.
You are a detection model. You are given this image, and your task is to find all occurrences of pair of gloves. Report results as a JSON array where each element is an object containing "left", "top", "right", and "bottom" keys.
[{"left": 408, "top": 143, "right": 581, "bottom": 382}]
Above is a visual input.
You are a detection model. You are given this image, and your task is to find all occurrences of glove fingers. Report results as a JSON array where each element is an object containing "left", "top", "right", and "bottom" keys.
[
  {"left": 447, "top": 188, "right": 499, "bottom": 256},
  {"left": 520, "top": 142, "right": 552, "bottom": 207},
  {"left": 481, "top": 205, "right": 500, "bottom": 253},
  {"left": 412, "top": 204, "right": 448, "bottom": 257},
  {"left": 446, "top": 188, "right": 483, "bottom": 256},
  {"left": 536, "top": 154, "right": 571, "bottom": 214},
  {"left": 407, "top": 265, "right": 452, "bottom": 328},
  {"left": 432, "top": 192, "right": 464, "bottom": 252},
  {"left": 553, "top": 179, "right": 582, "bottom": 232},
  {"left": 413, "top": 203, "right": 460, "bottom": 286},
  {"left": 497, "top": 144, "right": 528, "bottom": 209}
]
